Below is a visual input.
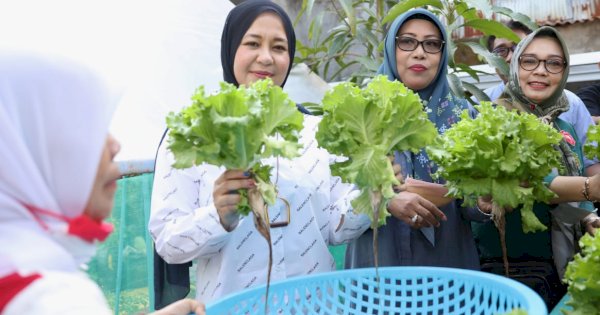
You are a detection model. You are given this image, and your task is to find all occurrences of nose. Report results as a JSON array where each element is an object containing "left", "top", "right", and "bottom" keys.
[
  {"left": 412, "top": 42, "right": 427, "bottom": 58},
  {"left": 256, "top": 46, "right": 274, "bottom": 65},
  {"left": 107, "top": 134, "right": 121, "bottom": 159},
  {"left": 532, "top": 61, "right": 549, "bottom": 75}
]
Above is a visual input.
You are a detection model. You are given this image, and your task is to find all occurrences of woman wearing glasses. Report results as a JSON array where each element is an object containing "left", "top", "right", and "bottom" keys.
[
  {"left": 346, "top": 9, "right": 491, "bottom": 271},
  {"left": 150, "top": 1, "right": 372, "bottom": 304},
  {"left": 473, "top": 26, "right": 600, "bottom": 308}
]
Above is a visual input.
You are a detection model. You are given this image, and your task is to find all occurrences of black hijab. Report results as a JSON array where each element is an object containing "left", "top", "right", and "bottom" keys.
[
  {"left": 154, "top": 5, "right": 296, "bottom": 308},
  {"left": 220, "top": 0, "right": 296, "bottom": 87}
]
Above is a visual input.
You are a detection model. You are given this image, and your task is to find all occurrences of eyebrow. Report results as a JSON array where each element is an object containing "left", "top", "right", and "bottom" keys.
[
  {"left": 398, "top": 32, "right": 441, "bottom": 39},
  {"left": 522, "top": 53, "right": 565, "bottom": 59},
  {"left": 243, "top": 33, "right": 288, "bottom": 43}
]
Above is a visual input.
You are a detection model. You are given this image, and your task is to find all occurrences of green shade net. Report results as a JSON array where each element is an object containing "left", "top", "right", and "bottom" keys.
[
  {"left": 87, "top": 173, "right": 155, "bottom": 314},
  {"left": 85, "top": 172, "right": 346, "bottom": 313}
]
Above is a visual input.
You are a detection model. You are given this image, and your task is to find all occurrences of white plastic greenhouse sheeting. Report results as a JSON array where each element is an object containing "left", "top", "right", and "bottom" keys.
[{"left": 0, "top": 0, "right": 331, "bottom": 171}]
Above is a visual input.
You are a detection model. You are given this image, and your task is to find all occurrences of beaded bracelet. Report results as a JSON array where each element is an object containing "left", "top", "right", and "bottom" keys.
[{"left": 582, "top": 177, "right": 593, "bottom": 202}]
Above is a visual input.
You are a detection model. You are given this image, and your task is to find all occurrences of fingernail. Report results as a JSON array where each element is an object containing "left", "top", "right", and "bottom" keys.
[
  {"left": 243, "top": 171, "right": 251, "bottom": 177},
  {"left": 248, "top": 180, "right": 256, "bottom": 187}
]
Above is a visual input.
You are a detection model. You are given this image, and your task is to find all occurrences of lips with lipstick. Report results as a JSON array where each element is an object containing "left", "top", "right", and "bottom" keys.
[
  {"left": 408, "top": 64, "right": 427, "bottom": 72},
  {"left": 251, "top": 71, "right": 273, "bottom": 79}
]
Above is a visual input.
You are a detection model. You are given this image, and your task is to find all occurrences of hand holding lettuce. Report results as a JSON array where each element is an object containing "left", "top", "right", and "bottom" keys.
[
  {"left": 316, "top": 75, "right": 438, "bottom": 267},
  {"left": 165, "top": 78, "right": 304, "bottom": 303},
  {"left": 427, "top": 102, "right": 563, "bottom": 275},
  {"left": 166, "top": 78, "right": 304, "bottom": 216}
]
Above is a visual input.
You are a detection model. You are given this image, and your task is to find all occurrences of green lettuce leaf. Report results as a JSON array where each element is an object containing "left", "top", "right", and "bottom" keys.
[
  {"left": 427, "top": 102, "right": 563, "bottom": 233},
  {"left": 584, "top": 124, "right": 600, "bottom": 161},
  {"left": 166, "top": 79, "right": 304, "bottom": 215},
  {"left": 564, "top": 232, "right": 600, "bottom": 314},
  {"left": 316, "top": 75, "right": 438, "bottom": 227}
]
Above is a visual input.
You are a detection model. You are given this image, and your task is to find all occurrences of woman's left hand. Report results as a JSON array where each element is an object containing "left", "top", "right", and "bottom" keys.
[{"left": 582, "top": 213, "right": 600, "bottom": 236}]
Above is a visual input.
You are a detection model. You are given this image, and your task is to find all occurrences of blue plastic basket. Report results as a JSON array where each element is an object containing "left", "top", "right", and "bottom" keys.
[{"left": 206, "top": 267, "right": 547, "bottom": 314}]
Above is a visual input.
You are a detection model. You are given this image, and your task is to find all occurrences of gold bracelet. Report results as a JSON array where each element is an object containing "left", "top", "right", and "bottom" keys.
[{"left": 583, "top": 177, "right": 593, "bottom": 201}]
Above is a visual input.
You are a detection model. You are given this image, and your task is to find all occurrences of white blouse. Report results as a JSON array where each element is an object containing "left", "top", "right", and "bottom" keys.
[{"left": 149, "top": 115, "right": 371, "bottom": 303}]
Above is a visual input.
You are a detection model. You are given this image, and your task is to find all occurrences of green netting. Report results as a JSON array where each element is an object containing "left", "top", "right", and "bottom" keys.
[
  {"left": 85, "top": 172, "right": 347, "bottom": 314},
  {"left": 87, "top": 173, "right": 155, "bottom": 314}
]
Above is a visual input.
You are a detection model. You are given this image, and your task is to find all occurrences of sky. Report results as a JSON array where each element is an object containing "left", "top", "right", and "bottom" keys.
[{"left": 0, "top": 0, "right": 233, "bottom": 161}]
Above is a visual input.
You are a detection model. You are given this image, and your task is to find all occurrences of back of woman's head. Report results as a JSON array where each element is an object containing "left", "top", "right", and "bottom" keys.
[{"left": 220, "top": 0, "right": 296, "bottom": 87}]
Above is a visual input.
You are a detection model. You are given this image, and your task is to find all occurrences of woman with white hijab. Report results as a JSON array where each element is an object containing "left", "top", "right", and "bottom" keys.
[{"left": 0, "top": 51, "right": 204, "bottom": 315}]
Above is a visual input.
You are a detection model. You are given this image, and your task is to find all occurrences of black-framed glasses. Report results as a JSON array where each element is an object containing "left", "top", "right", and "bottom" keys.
[
  {"left": 395, "top": 36, "right": 445, "bottom": 54},
  {"left": 519, "top": 56, "right": 567, "bottom": 74},
  {"left": 491, "top": 44, "right": 517, "bottom": 58}
]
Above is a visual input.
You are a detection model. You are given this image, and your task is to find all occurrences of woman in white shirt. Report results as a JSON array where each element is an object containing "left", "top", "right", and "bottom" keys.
[
  {"left": 0, "top": 51, "right": 204, "bottom": 315},
  {"left": 149, "top": 1, "right": 371, "bottom": 303}
]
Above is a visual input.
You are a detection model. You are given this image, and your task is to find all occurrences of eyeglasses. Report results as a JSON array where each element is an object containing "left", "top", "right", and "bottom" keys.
[
  {"left": 395, "top": 36, "right": 444, "bottom": 54},
  {"left": 519, "top": 56, "right": 567, "bottom": 74},
  {"left": 266, "top": 196, "right": 291, "bottom": 228},
  {"left": 491, "top": 44, "right": 517, "bottom": 59}
]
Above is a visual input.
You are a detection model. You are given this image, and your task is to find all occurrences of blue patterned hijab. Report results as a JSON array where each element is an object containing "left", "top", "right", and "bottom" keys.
[{"left": 380, "top": 9, "right": 468, "bottom": 182}]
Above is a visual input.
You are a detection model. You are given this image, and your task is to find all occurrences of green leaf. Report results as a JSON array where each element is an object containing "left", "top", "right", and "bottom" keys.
[
  {"left": 462, "top": 19, "right": 521, "bottom": 43},
  {"left": 317, "top": 76, "right": 438, "bottom": 226},
  {"left": 338, "top": 0, "right": 356, "bottom": 36},
  {"left": 427, "top": 102, "right": 563, "bottom": 233},
  {"left": 564, "top": 232, "right": 600, "bottom": 314},
  {"left": 455, "top": 2, "right": 478, "bottom": 21},
  {"left": 454, "top": 63, "right": 481, "bottom": 81},
  {"left": 305, "top": 0, "right": 316, "bottom": 17},
  {"left": 584, "top": 124, "right": 600, "bottom": 160},
  {"left": 463, "top": 0, "right": 493, "bottom": 18},
  {"left": 447, "top": 73, "right": 466, "bottom": 99},
  {"left": 357, "top": 24, "right": 380, "bottom": 49},
  {"left": 492, "top": 6, "right": 539, "bottom": 32},
  {"left": 383, "top": 0, "right": 444, "bottom": 24},
  {"left": 328, "top": 34, "right": 346, "bottom": 58},
  {"left": 462, "top": 41, "right": 509, "bottom": 77},
  {"left": 520, "top": 205, "right": 547, "bottom": 233},
  {"left": 446, "top": 30, "right": 458, "bottom": 63},
  {"left": 462, "top": 81, "right": 490, "bottom": 103},
  {"left": 166, "top": 79, "right": 304, "bottom": 216},
  {"left": 300, "top": 102, "right": 323, "bottom": 116}
]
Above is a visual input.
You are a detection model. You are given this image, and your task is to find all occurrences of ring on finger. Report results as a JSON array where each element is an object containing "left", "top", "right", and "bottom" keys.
[{"left": 411, "top": 214, "right": 420, "bottom": 224}]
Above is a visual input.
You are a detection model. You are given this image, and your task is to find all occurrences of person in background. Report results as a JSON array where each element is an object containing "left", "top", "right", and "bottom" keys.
[
  {"left": 473, "top": 26, "right": 600, "bottom": 309},
  {"left": 576, "top": 62, "right": 600, "bottom": 123},
  {"left": 149, "top": 0, "right": 372, "bottom": 304},
  {"left": 345, "top": 9, "right": 491, "bottom": 271},
  {"left": 484, "top": 20, "right": 600, "bottom": 175},
  {"left": 0, "top": 51, "right": 204, "bottom": 315}
]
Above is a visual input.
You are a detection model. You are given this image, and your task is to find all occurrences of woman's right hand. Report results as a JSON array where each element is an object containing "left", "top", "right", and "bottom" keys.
[
  {"left": 213, "top": 170, "right": 256, "bottom": 231},
  {"left": 387, "top": 191, "right": 447, "bottom": 228}
]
